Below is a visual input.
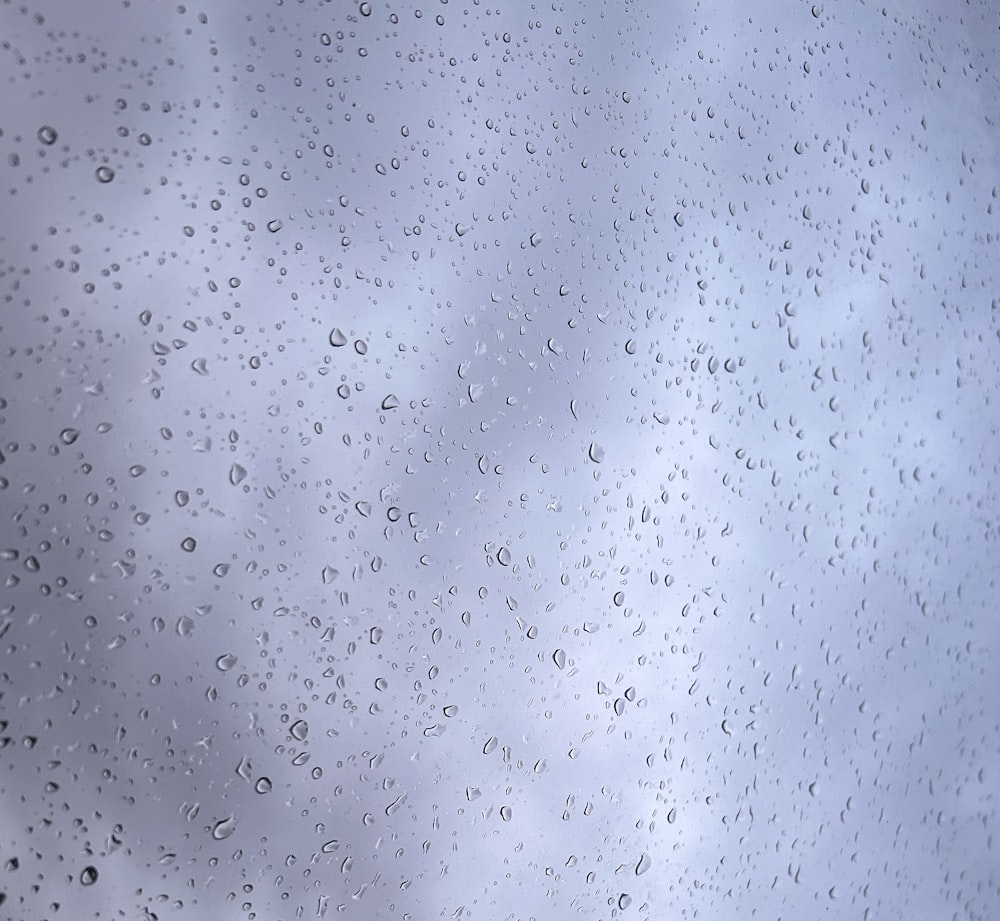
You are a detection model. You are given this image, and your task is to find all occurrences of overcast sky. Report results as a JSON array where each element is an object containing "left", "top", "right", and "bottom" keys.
[{"left": 1, "top": 1, "right": 998, "bottom": 919}]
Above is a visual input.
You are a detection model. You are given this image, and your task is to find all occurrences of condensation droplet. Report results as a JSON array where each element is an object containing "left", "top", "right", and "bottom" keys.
[{"left": 211, "top": 816, "right": 237, "bottom": 840}]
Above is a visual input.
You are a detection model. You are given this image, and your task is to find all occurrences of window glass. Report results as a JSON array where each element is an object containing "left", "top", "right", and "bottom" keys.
[{"left": 1, "top": 2, "right": 997, "bottom": 918}]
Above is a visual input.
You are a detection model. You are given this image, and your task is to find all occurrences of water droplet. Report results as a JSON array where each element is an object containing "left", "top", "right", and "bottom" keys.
[
  {"left": 211, "top": 817, "right": 237, "bottom": 840},
  {"left": 618, "top": 893, "right": 632, "bottom": 910},
  {"left": 290, "top": 720, "right": 309, "bottom": 741},
  {"left": 216, "top": 653, "right": 238, "bottom": 671},
  {"left": 229, "top": 464, "right": 247, "bottom": 485},
  {"left": 667, "top": 807, "right": 677, "bottom": 823},
  {"left": 635, "top": 853, "right": 651, "bottom": 875},
  {"left": 500, "top": 805, "right": 512, "bottom": 821},
  {"left": 181, "top": 537, "right": 197, "bottom": 552},
  {"left": 497, "top": 547, "right": 511, "bottom": 566},
  {"left": 483, "top": 736, "right": 498, "bottom": 754},
  {"left": 381, "top": 394, "right": 400, "bottom": 410},
  {"left": 329, "top": 328, "right": 348, "bottom": 347},
  {"left": 553, "top": 648, "right": 567, "bottom": 670},
  {"left": 37, "top": 125, "right": 58, "bottom": 145},
  {"left": 80, "top": 865, "right": 99, "bottom": 886},
  {"left": 95, "top": 165, "right": 115, "bottom": 183},
  {"left": 255, "top": 777, "right": 272, "bottom": 794},
  {"left": 588, "top": 443, "right": 605, "bottom": 464},
  {"left": 60, "top": 428, "right": 80, "bottom": 445}
]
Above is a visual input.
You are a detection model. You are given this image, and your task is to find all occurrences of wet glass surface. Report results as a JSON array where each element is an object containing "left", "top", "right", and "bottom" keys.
[{"left": 1, "top": 1, "right": 998, "bottom": 918}]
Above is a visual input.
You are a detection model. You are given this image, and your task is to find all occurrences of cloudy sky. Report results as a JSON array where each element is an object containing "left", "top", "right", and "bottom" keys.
[{"left": 1, "top": 0, "right": 998, "bottom": 919}]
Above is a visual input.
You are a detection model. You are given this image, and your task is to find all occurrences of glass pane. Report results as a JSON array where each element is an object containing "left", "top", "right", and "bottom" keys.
[{"left": 1, "top": 1, "right": 997, "bottom": 918}]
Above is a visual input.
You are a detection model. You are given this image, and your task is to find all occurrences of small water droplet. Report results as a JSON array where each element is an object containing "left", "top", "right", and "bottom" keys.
[
  {"left": 255, "top": 776, "right": 272, "bottom": 794},
  {"left": 588, "top": 443, "right": 605, "bottom": 464},
  {"left": 216, "top": 653, "right": 238, "bottom": 671},
  {"left": 95, "top": 165, "right": 115, "bottom": 183},
  {"left": 37, "top": 125, "right": 58, "bottom": 145},
  {"left": 329, "top": 328, "right": 348, "bottom": 347},
  {"left": 211, "top": 817, "right": 237, "bottom": 840},
  {"left": 80, "top": 865, "right": 99, "bottom": 886},
  {"left": 553, "top": 648, "right": 567, "bottom": 670}
]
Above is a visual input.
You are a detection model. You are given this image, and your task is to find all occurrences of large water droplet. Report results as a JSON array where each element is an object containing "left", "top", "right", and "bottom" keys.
[{"left": 211, "top": 816, "right": 237, "bottom": 840}]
